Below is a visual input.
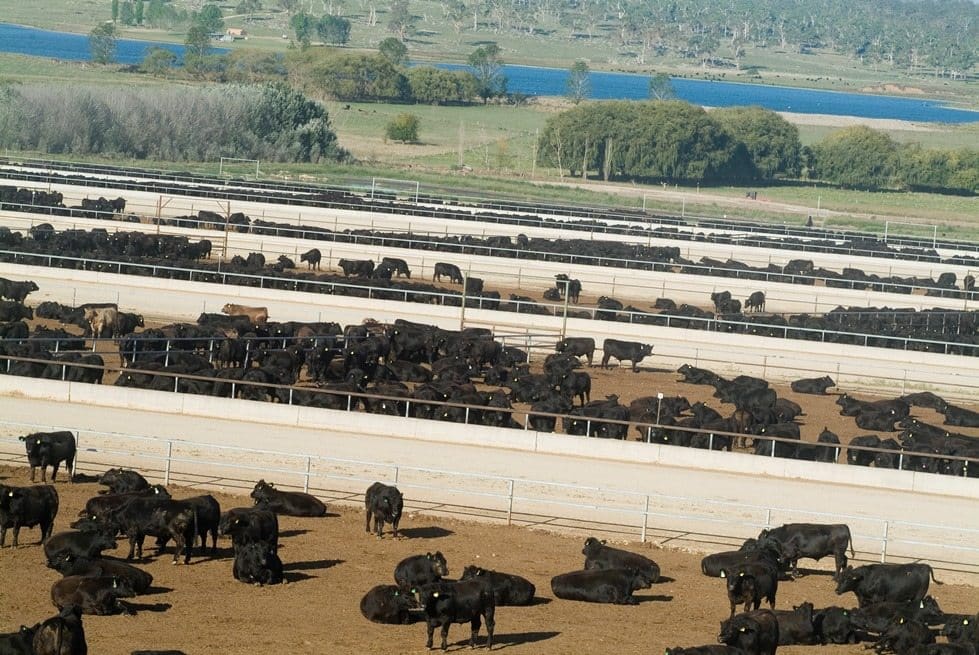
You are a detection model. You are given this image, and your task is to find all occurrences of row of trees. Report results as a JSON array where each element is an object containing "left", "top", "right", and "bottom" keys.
[
  {"left": 536, "top": 101, "right": 978, "bottom": 193},
  {"left": 0, "top": 83, "right": 348, "bottom": 164}
]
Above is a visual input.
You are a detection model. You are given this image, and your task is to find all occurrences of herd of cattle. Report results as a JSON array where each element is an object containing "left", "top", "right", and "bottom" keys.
[
  {"left": 2, "top": 221, "right": 979, "bottom": 356},
  {"left": 2, "top": 268, "right": 979, "bottom": 474},
  {"left": 2, "top": 443, "right": 977, "bottom": 654}
]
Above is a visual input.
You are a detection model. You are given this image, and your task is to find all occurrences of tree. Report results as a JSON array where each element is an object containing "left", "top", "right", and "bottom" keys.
[
  {"left": 468, "top": 43, "right": 506, "bottom": 103},
  {"left": 317, "top": 15, "right": 351, "bottom": 45},
  {"left": 813, "top": 126, "right": 899, "bottom": 189},
  {"left": 648, "top": 73, "right": 675, "bottom": 100},
  {"left": 184, "top": 24, "right": 212, "bottom": 73},
  {"left": 565, "top": 60, "right": 590, "bottom": 104},
  {"left": 378, "top": 37, "right": 408, "bottom": 65},
  {"left": 89, "top": 22, "right": 117, "bottom": 64},
  {"left": 290, "top": 12, "right": 313, "bottom": 49},
  {"left": 407, "top": 67, "right": 478, "bottom": 104},
  {"left": 386, "top": 113, "right": 420, "bottom": 143},
  {"left": 712, "top": 106, "right": 801, "bottom": 179},
  {"left": 135, "top": 0, "right": 144, "bottom": 25},
  {"left": 111, "top": 0, "right": 119, "bottom": 22},
  {"left": 119, "top": 1, "right": 136, "bottom": 26},
  {"left": 387, "top": 0, "right": 416, "bottom": 41},
  {"left": 140, "top": 46, "right": 177, "bottom": 75},
  {"left": 194, "top": 4, "right": 224, "bottom": 33}
]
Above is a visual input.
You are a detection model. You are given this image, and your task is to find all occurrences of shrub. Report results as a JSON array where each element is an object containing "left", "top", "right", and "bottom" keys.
[{"left": 385, "top": 113, "right": 420, "bottom": 143}]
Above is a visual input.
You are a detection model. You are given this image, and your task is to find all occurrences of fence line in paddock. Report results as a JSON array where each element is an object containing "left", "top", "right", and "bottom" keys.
[{"left": 1, "top": 419, "right": 978, "bottom": 576}]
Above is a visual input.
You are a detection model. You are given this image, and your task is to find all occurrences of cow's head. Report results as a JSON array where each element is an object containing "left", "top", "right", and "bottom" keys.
[
  {"left": 460, "top": 565, "right": 485, "bottom": 580},
  {"left": 581, "top": 537, "right": 605, "bottom": 557},
  {"left": 834, "top": 566, "right": 862, "bottom": 594},
  {"left": 19, "top": 434, "right": 42, "bottom": 457},
  {"left": 427, "top": 551, "right": 449, "bottom": 577}
]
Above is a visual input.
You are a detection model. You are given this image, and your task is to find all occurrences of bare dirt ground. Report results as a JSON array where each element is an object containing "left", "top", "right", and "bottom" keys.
[{"left": 1, "top": 465, "right": 976, "bottom": 655}]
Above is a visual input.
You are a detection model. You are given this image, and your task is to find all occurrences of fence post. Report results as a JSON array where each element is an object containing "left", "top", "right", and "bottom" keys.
[
  {"left": 303, "top": 457, "right": 311, "bottom": 493},
  {"left": 394, "top": 466, "right": 400, "bottom": 484},
  {"left": 880, "top": 521, "right": 889, "bottom": 563},
  {"left": 640, "top": 495, "right": 650, "bottom": 543},
  {"left": 164, "top": 440, "right": 173, "bottom": 485},
  {"left": 764, "top": 508, "right": 772, "bottom": 530},
  {"left": 506, "top": 479, "right": 514, "bottom": 526}
]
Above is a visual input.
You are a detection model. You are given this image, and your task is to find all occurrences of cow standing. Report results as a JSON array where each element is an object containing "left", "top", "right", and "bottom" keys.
[
  {"left": 300, "top": 248, "right": 322, "bottom": 270},
  {"left": 364, "top": 482, "right": 404, "bottom": 539},
  {"left": 836, "top": 563, "right": 942, "bottom": 607},
  {"left": 20, "top": 432, "right": 76, "bottom": 483},
  {"left": 600, "top": 339, "right": 653, "bottom": 372},
  {"left": 394, "top": 552, "right": 448, "bottom": 592},
  {"left": 0, "top": 484, "right": 59, "bottom": 547},
  {"left": 414, "top": 579, "right": 496, "bottom": 651},
  {"left": 757, "top": 523, "right": 854, "bottom": 579}
]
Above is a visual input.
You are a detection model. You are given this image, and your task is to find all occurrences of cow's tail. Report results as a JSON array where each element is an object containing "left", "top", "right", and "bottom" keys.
[
  {"left": 930, "top": 565, "right": 943, "bottom": 585},
  {"left": 847, "top": 526, "right": 855, "bottom": 558}
]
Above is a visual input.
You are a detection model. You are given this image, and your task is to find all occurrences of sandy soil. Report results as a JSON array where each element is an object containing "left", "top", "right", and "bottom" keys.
[{"left": 1, "top": 466, "right": 976, "bottom": 655}]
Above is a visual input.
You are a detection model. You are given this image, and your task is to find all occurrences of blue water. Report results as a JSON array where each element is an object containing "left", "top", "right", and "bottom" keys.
[
  {"left": 0, "top": 22, "right": 227, "bottom": 65},
  {"left": 439, "top": 62, "right": 979, "bottom": 125},
  {"left": 1, "top": 22, "right": 976, "bottom": 124}
]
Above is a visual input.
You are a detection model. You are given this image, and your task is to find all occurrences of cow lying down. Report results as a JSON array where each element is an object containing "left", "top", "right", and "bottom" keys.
[{"left": 550, "top": 567, "right": 655, "bottom": 604}]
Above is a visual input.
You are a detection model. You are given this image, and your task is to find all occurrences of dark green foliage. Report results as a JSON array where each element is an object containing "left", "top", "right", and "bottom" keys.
[
  {"left": 135, "top": 0, "right": 144, "bottom": 25},
  {"left": 194, "top": 4, "right": 224, "bottom": 33},
  {"left": 812, "top": 126, "right": 899, "bottom": 189},
  {"left": 291, "top": 12, "right": 313, "bottom": 49},
  {"left": 119, "top": 1, "right": 136, "bottom": 26},
  {"left": 566, "top": 60, "right": 590, "bottom": 104},
  {"left": 406, "top": 67, "right": 478, "bottom": 105},
  {"left": 468, "top": 44, "right": 507, "bottom": 102},
  {"left": 317, "top": 15, "right": 351, "bottom": 45},
  {"left": 298, "top": 51, "right": 410, "bottom": 102},
  {"left": 648, "top": 73, "right": 675, "bottom": 100},
  {"left": 0, "top": 83, "right": 349, "bottom": 164},
  {"left": 184, "top": 24, "right": 212, "bottom": 73},
  {"left": 139, "top": 47, "right": 177, "bottom": 75},
  {"left": 89, "top": 22, "right": 117, "bottom": 65},
  {"left": 712, "top": 106, "right": 801, "bottom": 179},
  {"left": 385, "top": 113, "right": 420, "bottom": 143},
  {"left": 378, "top": 37, "right": 408, "bottom": 65}
]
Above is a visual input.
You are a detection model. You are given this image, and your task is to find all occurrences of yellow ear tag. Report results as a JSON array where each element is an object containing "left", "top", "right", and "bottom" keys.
[{"left": 433, "top": 592, "right": 439, "bottom": 598}]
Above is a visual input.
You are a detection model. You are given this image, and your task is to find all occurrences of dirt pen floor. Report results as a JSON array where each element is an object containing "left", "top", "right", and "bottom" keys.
[{"left": 1, "top": 466, "right": 976, "bottom": 655}]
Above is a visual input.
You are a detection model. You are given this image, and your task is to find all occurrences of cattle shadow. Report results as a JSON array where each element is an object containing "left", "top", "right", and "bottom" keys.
[
  {"left": 397, "top": 526, "right": 454, "bottom": 540},
  {"left": 283, "top": 571, "right": 317, "bottom": 584},
  {"left": 141, "top": 585, "right": 174, "bottom": 596},
  {"left": 71, "top": 473, "right": 100, "bottom": 484},
  {"left": 123, "top": 601, "right": 172, "bottom": 614},
  {"left": 655, "top": 575, "right": 677, "bottom": 584},
  {"left": 528, "top": 596, "right": 552, "bottom": 606},
  {"left": 635, "top": 594, "right": 673, "bottom": 603},
  {"left": 479, "top": 631, "right": 560, "bottom": 649},
  {"left": 792, "top": 568, "right": 836, "bottom": 578},
  {"left": 278, "top": 529, "right": 311, "bottom": 538},
  {"left": 283, "top": 558, "right": 344, "bottom": 572}
]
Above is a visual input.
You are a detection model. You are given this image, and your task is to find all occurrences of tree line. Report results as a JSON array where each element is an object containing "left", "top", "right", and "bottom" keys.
[
  {"left": 0, "top": 83, "right": 348, "bottom": 164},
  {"left": 536, "top": 101, "right": 978, "bottom": 193}
]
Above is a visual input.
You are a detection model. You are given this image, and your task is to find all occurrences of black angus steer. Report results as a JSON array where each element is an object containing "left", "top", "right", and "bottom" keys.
[
  {"left": 414, "top": 578, "right": 496, "bottom": 651},
  {"left": 772, "top": 602, "right": 817, "bottom": 645},
  {"left": 300, "top": 248, "right": 322, "bottom": 270},
  {"left": 433, "top": 262, "right": 464, "bottom": 284},
  {"left": 0, "top": 484, "right": 59, "bottom": 547},
  {"left": 218, "top": 507, "right": 279, "bottom": 556},
  {"left": 461, "top": 565, "right": 536, "bottom": 606},
  {"left": 836, "top": 563, "right": 942, "bottom": 607},
  {"left": 19, "top": 431, "right": 76, "bottom": 483},
  {"left": 250, "top": 480, "right": 327, "bottom": 517},
  {"left": 581, "top": 536, "right": 660, "bottom": 583},
  {"left": 50, "top": 575, "right": 136, "bottom": 615},
  {"left": 790, "top": 376, "right": 836, "bottom": 395},
  {"left": 701, "top": 539, "right": 786, "bottom": 579},
  {"left": 555, "top": 337, "right": 596, "bottom": 366},
  {"left": 44, "top": 530, "right": 117, "bottom": 566},
  {"left": 364, "top": 482, "right": 404, "bottom": 539},
  {"left": 757, "top": 523, "right": 854, "bottom": 579},
  {"left": 394, "top": 551, "right": 449, "bottom": 591},
  {"left": 943, "top": 403, "right": 979, "bottom": 428},
  {"left": 232, "top": 542, "right": 283, "bottom": 586},
  {"left": 0, "top": 624, "right": 36, "bottom": 654},
  {"left": 97, "top": 469, "right": 149, "bottom": 495},
  {"left": 360, "top": 584, "right": 418, "bottom": 624},
  {"left": 32, "top": 605, "right": 87, "bottom": 655},
  {"left": 381, "top": 257, "right": 412, "bottom": 278},
  {"left": 550, "top": 568, "right": 654, "bottom": 604},
  {"left": 49, "top": 553, "right": 154, "bottom": 595},
  {"left": 337, "top": 258, "right": 374, "bottom": 277},
  {"left": 600, "top": 339, "right": 653, "bottom": 372},
  {"left": 725, "top": 561, "right": 779, "bottom": 618},
  {"left": 0, "top": 278, "right": 39, "bottom": 303},
  {"left": 745, "top": 291, "right": 766, "bottom": 313},
  {"left": 718, "top": 609, "right": 780, "bottom": 655}
]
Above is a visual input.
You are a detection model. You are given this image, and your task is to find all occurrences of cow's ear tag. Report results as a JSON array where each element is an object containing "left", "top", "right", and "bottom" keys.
[
  {"left": 739, "top": 627, "right": 746, "bottom": 633},
  {"left": 433, "top": 592, "right": 439, "bottom": 598}
]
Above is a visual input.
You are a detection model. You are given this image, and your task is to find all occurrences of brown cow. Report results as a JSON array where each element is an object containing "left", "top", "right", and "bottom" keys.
[
  {"left": 221, "top": 303, "right": 268, "bottom": 324},
  {"left": 83, "top": 308, "right": 118, "bottom": 338}
]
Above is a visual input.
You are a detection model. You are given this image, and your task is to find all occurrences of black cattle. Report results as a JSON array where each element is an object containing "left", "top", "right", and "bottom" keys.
[
  {"left": 96, "top": 494, "right": 210, "bottom": 564},
  {"left": 360, "top": 584, "right": 418, "bottom": 624},
  {"left": 0, "top": 484, "right": 59, "bottom": 547},
  {"left": 900, "top": 392, "right": 948, "bottom": 413},
  {"left": 460, "top": 565, "right": 535, "bottom": 607},
  {"left": 701, "top": 539, "right": 786, "bottom": 579},
  {"left": 757, "top": 523, "right": 854, "bottom": 579},
  {"left": 941, "top": 613, "right": 979, "bottom": 645},
  {"left": 233, "top": 542, "right": 283, "bottom": 586},
  {"left": 550, "top": 568, "right": 654, "bottom": 604},
  {"left": 79, "top": 485, "right": 170, "bottom": 522},
  {"left": 847, "top": 434, "right": 882, "bottom": 466},
  {"left": 813, "top": 606, "right": 858, "bottom": 644},
  {"left": 559, "top": 370, "right": 592, "bottom": 406},
  {"left": 19, "top": 431, "right": 76, "bottom": 483},
  {"left": 745, "top": 291, "right": 766, "bottom": 313},
  {"left": 582, "top": 536, "right": 660, "bottom": 583},
  {"left": 836, "top": 563, "right": 942, "bottom": 607},
  {"left": 554, "top": 274, "right": 582, "bottom": 303},
  {"left": 415, "top": 579, "right": 496, "bottom": 651},
  {"left": 0, "top": 300, "right": 31, "bottom": 322},
  {"left": 51, "top": 575, "right": 136, "bottom": 615},
  {"left": 300, "top": 248, "right": 322, "bottom": 270},
  {"left": 32, "top": 606, "right": 87, "bottom": 655},
  {"left": 0, "top": 278, "right": 39, "bottom": 302},
  {"left": 49, "top": 553, "right": 153, "bottom": 595},
  {"left": 790, "top": 376, "right": 836, "bottom": 394},
  {"left": 665, "top": 648, "right": 746, "bottom": 655},
  {"left": 114, "top": 312, "right": 144, "bottom": 337},
  {"left": 850, "top": 596, "right": 945, "bottom": 635},
  {"left": 836, "top": 394, "right": 909, "bottom": 419},
  {"left": 601, "top": 338, "right": 653, "bottom": 372},
  {"left": 433, "top": 262, "right": 463, "bottom": 284},
  {"left": 719, "top": 609, "right": 780, "bottom": 655},
  {"left": 337, "top": 258, "right": 374, "bottom": 277},
  {"left": 250, "top": 480, "right": 326, "bottom": 517},
  {"left": 394, "top": 551, "right": 449, "bottom": 591},
  {"left": 875, "top": 619, "right": 935, "bottom": 654},
  {"left": 855, "top": 409, "right": 900, "bottom": 432},
  {"left": 711, "top": 291, "right": 733, "bottom": 311},
  {"left": 44, "top": 530, "right": 117, "bottom": 565},
  {"left": 97, "top": 469, "right": 149, "bottom": 495},
  {"left": 381, "top": 256, "right": 412, "bottom": 278},
  {"left": 725, "top": 562, "right": 779, "bottom": 617},
  {"left": 555, "top": 337, "right": 595, "bottom": 366},
  {"left": 218, "top": 507, "right": 279, "bottom": 555},
  {"left": 943, "top": 404, "right": 979, "bottom": 428},
  {"left": 772, "top": 602, "right": 817, "bottom": 645},
  {"left": 364, "top": 482, "right": 404, "bottom": 539},
  {"left": 0, "top": 624, "right": 36, "bottom": 655},
  {"left": 751, "top": 423, "right": 801, "bottom": 458},
  {"left": 678, "top": 364, "right": 722, "bottom": 386}
]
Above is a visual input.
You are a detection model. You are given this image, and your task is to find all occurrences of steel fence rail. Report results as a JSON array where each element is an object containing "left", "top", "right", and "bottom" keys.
[{"left": 1, "top": 419, "right": 977, "bottom": 575}]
